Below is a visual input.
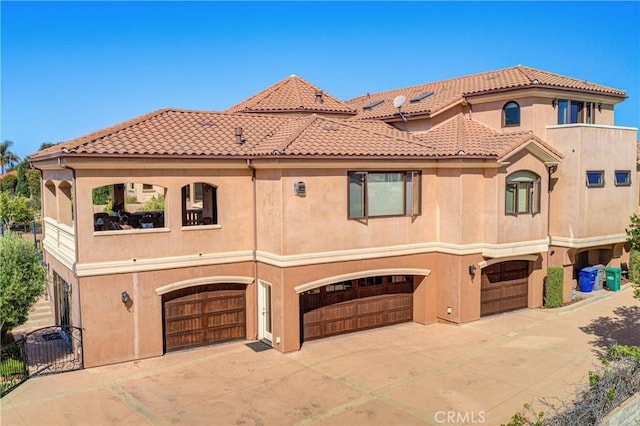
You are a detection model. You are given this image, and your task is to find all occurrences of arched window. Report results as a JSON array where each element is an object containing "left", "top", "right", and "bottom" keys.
[
  {"left": 505, "top": 171, "right": 540, "bottom": 215},
  {"left": 181, "top": 182, "right": 218, "bottom": 226},
  {"left": 503, "top": 101, "right": 520, "bottom": 127}
]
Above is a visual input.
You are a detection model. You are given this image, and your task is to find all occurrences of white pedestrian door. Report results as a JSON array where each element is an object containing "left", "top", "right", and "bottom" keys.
[{"left": 258, "top": 281, "right": 273, "bottom": 342}]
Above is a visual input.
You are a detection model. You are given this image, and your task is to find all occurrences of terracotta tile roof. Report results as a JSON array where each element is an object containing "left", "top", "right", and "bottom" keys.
[
  {"left": 225, "top": 75, "right": 357, "bottom": 115},
  {"left": 29, "top": 109, "right": 292, "bottom": 160},
  {"left": 346, "top": 65, "right": 627, "bottom": 121},
  {"left": 414, "top": 113, "right": 563, "bottom": 160},
  {"left": 252, "top": 114, "right": 435, "bottom": 157}
]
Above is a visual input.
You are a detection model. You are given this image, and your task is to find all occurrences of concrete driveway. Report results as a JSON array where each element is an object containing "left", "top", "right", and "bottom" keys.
[{"left": 2, "top": 285, "right": 638, "bottom": 425}]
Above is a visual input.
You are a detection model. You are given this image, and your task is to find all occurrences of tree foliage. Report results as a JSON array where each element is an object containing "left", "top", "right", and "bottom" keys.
[
  {"left": 15, "top": 161, "right": 29, "bottom": 198},
  {"left": 139, "top": 195, "right": 165, "bottom": 211},
  {"left": 0, "top": 174, "right": 17, "bottom": 193},
  {"left": 625, "top": 214, "right": 640, "bottom": 299},
  {"left": 0, "top": 231, "right": 46, "bottom": 336},
  {"left": 0, "top": 192, "right": 35, "bottom": 227},
  {"left": 0, "top": 140, "right": 20, "bottom": 175},
  {"left": 92, "top": 185, "right": 111, "bottom": 205}
]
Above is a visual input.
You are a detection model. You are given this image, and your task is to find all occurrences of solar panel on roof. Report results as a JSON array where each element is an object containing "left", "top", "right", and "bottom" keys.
[
  {"left": 363, "top": 100, "right": 384, "bottom": 110},
  {"left": 410, "top": 92, "right": 434, "bottom": 103}
]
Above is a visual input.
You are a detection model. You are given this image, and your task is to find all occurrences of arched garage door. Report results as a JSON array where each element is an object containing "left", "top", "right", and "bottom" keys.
[
  {"left": 300, "top": 275, "right": 414, "bottom": 342},
  {"left": 481, "top": 260, "right": 529, "bottom": 317},
  {"left": 163, "top": 283, "right": 246, "bottom": 352}
]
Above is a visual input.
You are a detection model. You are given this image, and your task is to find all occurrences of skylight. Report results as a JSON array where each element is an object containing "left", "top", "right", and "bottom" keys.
[
  {"left": 410, "top": 92, "right": 434, "bottom": 103},
  {"left": 363, "top": 100, "right": 384, "bottom": 110}
]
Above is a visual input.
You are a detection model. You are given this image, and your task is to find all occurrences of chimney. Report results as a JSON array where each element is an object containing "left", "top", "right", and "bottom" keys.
[
  {"left": 235, "top": 127, "right": 244, "bottom": 144},
  {"left": 315, "top": 90, "right": 324, "bottom": 104}
]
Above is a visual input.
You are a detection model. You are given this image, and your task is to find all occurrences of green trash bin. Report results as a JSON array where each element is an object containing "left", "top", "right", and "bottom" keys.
[{"left": 605, "top": 267, "right": 621, "bottom": 291}]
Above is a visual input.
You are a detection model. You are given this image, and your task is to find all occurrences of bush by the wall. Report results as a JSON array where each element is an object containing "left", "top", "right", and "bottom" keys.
[{"left": 544, "top": 266, "right": 564, "bottom": 308}]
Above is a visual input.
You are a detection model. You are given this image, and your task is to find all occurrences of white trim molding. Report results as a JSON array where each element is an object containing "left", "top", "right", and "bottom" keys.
[
  {"left": 294, "top": 268, "right": 431, "bottom": 294},
  {"left": 478, "top": 254, "right": 540, "bottom": 269},
  {"left": 258, "top": 239, "right": 549, "bottom": 268},
  {"left": 550, "top": 234, "right": 627, "bottom": 249},
  {"left": 481, "top": 239, "right": 549, "bottom": 258},
  {"left": 76, "top": 250, "right": 254, "bottom": 277},
  {"left": 155, "top": 276, "right": 254, "bottom": 295}
]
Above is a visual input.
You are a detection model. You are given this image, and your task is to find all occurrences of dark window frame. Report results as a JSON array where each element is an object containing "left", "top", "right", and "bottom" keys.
[
  {"left": 557, "top": 99, "right": 596, "bottom": 125},
  {"left": 614, "top": 170, "right": 631, "bottom": 186},
  {"left": 348, "top": 171, "right": 421, "bottom": 220},
  {"left": 586, "top": 170, "right": 605, "bottom": 187},
  {"left": 502, "top": 101, "right": 521, "bottom": 127},
  {"left": 505, "top": 171, "right": 541, "bottom": 216}
]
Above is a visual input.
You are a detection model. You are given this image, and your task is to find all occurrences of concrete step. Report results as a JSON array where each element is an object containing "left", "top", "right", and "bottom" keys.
[{"left": 12, "top": 296, "right": 56, "bottom": 334}]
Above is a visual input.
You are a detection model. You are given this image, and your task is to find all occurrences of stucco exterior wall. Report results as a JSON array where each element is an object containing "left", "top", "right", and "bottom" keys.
[
  {"left": 78, "top": 261, "right": 255, "bottom": 367},
  {"left": 73, "top": 167, "right": 254, "bottom": 265},
  {"left": 547, "top": 125, "right": 637, "bottom": 240}
]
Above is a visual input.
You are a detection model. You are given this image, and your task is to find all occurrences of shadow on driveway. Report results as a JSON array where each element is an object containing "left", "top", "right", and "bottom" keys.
[{"left": 579, "top": 305, "right": 640, "bottom": 357}]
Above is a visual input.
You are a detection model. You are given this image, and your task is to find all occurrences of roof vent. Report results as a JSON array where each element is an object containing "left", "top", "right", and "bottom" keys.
[
  {"left": 235, "top": 127, "right": 244, "bottom": 144},
  {"left": 315, "top": 90, "right": 324, "bottom": 104},
  {"left": 363, "top": 99, "right": 384, "bottom": 111}
]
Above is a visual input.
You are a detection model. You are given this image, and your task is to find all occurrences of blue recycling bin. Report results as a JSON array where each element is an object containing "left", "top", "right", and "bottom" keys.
[{"left": 578, "top": 266, "right": 598, "bottom": 292}]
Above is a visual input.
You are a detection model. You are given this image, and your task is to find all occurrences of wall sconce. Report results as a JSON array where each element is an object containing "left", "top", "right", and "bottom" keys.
[
  {"left": 468, "top": 265, "right": 477, "bottom": 277},
  {"left": 121, "top": 291, "right": 129, "bottom": 305},
  {"left": 552, "top": 99, "right": 557, "bottom": 109},
  {"left": 597, "top": 102, "right": 603, "bottom": 112},
  {"left": 294, "top": 181, "right": 306, "bottom": 196}
]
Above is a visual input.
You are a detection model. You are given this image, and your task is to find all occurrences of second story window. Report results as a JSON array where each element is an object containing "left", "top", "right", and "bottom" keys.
[
  {"left": 586, "top": 171, "right": 605, "bottom": 187},
  {"left": 182, "top": 182, "right": 218, "bottom": 226},
  {"left": 505, "top": 171, "right": 540, "bottom": 215},
  {"left": 503, "top": 101, "right": 520, "bottom": 126},
  {"left": 557, "top": 100, "right": 595, "bottom": 125},
  {"left": 614, "top": 170, "right": 631, "bottom": 186},
  {"left": 348, "top": 171, "right": 420, "bottom": 219}
]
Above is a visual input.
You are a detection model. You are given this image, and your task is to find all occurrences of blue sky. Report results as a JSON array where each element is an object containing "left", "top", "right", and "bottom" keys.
[{"left": 2, "top": 1, "right": 639, "bottom": 161}]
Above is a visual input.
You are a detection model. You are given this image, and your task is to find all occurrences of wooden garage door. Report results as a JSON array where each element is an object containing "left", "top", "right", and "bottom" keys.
[
  {"left": 300, "top": 275, "right": 413, "bottom": 342},
  {"left": 163, "top": 284, "right": 246, "bottom": 352},
  {"left": 481, "top": 261, "right": 529, "bottom": 317}
]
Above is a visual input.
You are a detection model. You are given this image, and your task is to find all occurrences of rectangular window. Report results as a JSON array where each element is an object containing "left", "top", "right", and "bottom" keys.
[
  {"left": 614, "top": 170, "right": 631, "bottom": 186},
  {"left": 348, "top": 171, "right": 421, "bottom": 219},
  {"left": 558, "top": 100, "right": 595, "bottom": 125},
  {"left": 505, "top": 175, "right": 540, "bottom": 215},
  {"left": 586, "top": 171, "right": 604, "bottom": 187},
  {"left": 142, "top": 184, "right": 153, "bottom": 191}
]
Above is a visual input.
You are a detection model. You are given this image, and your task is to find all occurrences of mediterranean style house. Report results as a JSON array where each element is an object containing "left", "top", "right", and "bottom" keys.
[{"left": 29, "top": 65, "right": 638, "bottom": 367}]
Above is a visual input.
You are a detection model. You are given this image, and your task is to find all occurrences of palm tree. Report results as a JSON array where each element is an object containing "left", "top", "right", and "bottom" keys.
[{"left": 1, "top": 140, "right": 20, "bottom": 175}]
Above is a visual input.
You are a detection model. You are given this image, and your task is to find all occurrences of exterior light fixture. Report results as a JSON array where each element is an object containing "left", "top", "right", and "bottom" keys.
[
  {"left": 597, "top": 102, "right": 603, "bottom": 112},
  {"left": 552, "top": 99, "right": 557, "bottom": 108},
  {"left": 121, "top": 291, "right": 129, "bottom": 305},
  {"left": 468, "top": 265, "right": 477, "bottom": 277}
]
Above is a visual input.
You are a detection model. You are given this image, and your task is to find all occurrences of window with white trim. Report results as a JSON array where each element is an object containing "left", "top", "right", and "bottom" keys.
[
  {"left": 348, "top": 171, "right": 420, "bottom": 219},
  {"left": 505, "top": 171, "right": 540, "bottom": 215}
]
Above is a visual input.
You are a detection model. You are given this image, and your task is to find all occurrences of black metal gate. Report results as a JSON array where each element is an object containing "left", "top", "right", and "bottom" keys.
[{"left": 1, "top": 326, "right": 83, "bottom": 397}]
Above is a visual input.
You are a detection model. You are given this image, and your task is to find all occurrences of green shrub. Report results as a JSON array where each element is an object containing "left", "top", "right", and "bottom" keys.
[
  {"left": 139, "top": 195, "right": 164, "bottom": 211},
  {"left": 544, "top": 266, "right": 564, "bottom": 308}
]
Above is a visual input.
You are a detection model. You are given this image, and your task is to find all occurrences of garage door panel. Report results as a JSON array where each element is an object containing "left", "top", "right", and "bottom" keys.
[
  {"left": 301, "top": 279, "right": 414, "bottom": 342},
  {"left": 387, "top": 309, "right": 413, "bottom": 323},
  {"left": 163, "top": 285, "right": 246, "bottom": 352},
  {"left": 357, "top": 299, "right": 386, "bottom": 315},
  {"left": 165, "top": 302, "right": 201, "bottom": 318},
  {"left": 481, "top": 261, "right": 529, "bottom": 317}
]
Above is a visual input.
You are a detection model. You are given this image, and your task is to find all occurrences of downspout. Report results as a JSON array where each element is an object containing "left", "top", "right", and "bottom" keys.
[
  {"left": 546, "top": 165, "right": 557, "bottom": 273},
  {"left": 247, "top": 158, "right": 259, "bottom": 340}
]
